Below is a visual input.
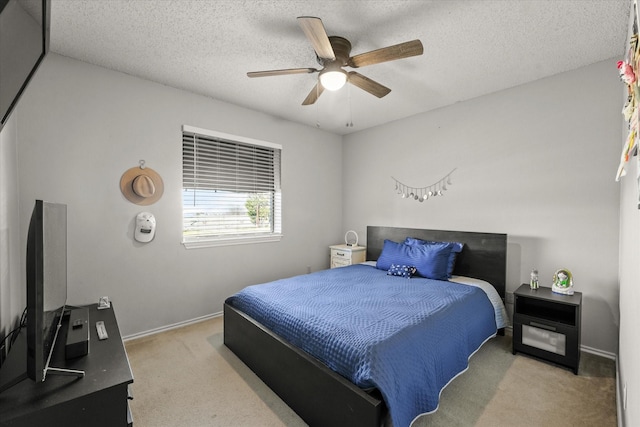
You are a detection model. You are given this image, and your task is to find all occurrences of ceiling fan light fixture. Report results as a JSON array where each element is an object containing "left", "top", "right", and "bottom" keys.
[
  {"left": 248, "top": 17, "right": 424, "bottom": 106},
  {"left": 319, "top": 68, "right": 347, "bottom": 91}
]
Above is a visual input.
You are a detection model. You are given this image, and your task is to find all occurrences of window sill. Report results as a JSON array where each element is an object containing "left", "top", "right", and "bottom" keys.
[{"left": 182, "top": 234, "right": 283, "bottom": 249}]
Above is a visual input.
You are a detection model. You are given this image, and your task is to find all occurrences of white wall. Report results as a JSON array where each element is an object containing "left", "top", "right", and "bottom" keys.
[
  {"left": 615, "top": 3, "right": 639, "bottom": 423},
  {"left": 617, "top": 5, "right": 640, "bottom": 421},
  {"left": 343, "top": 59, "right": 621, "bottom": 355},
  {"left": 4, "top": 53, "right": 623, "bottom": 357},
  {"left": 618, "top": 151, "right": 638, "bottom": 427},
  {"left": 13, "top": 53, "right": 344, "bottom": 336},
  {"left": 0, "top": 114, "right": 22, "bottom": 347}
]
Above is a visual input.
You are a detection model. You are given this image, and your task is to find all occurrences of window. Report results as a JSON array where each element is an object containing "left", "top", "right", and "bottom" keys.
[{"left": 182, "top": 125, "right": 282, "bottom": 248}]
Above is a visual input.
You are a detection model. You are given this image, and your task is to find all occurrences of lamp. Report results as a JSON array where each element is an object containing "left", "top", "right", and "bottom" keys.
[{"left": 319, "top": 66, "right": 347, "bottom": 91}]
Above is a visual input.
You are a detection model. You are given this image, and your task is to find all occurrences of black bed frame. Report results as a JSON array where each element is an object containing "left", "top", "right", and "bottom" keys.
[{"left": 224, "top": 226, "right": 507, "bottom": 427}]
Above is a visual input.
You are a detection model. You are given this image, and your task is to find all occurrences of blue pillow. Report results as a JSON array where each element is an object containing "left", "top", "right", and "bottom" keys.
[
  {"left": 404, "top": 237, "right": 464, "bottom": 278},
  {"left": 376, "top": 239, "right": 453, "bottom": 280},
  {"left": 387, "top": 264, "right": 417, "bottom": 278}
]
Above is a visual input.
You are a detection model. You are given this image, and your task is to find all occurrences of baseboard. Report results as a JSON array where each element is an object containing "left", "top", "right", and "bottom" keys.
[
  {"left": 126, "top": 317, "right": 618, "bottom": 360},
  {"left": 617, "top": 359, "right": 624, "bottom": 427},
  {"left": 580, "top": 344, "right": 617, "bottom": 361},
  {"left": 616, "top": 353, "right": 627, "bottom": 427},
  {"left": 125, "top": 311, "right": 622, "bottom": 424},
  {"left": 122, "top": 311, "right": 223, "bottom": 342}
]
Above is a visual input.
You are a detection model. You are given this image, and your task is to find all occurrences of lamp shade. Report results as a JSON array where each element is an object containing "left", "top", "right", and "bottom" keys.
[{"left": 319, "top": 68, "right": 347, "bottom": 91}]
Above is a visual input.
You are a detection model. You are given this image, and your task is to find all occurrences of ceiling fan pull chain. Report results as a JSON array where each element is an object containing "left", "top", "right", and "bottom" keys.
[
  {"left": 347, "top": 83, "right": 354, "bottom": 127},
  {"left": 316, "top": 83, "right": 321, "bottom": 128}
]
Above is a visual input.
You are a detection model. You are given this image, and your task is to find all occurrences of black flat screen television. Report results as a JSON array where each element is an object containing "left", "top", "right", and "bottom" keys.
[
  {"left": 0, "top": 0, "right": 50, "bottom": 132},
  {"left": 0, "top": 200, "right": 77, "bottom": 393},
  {"left": 26, "top": 200, "right": 68, "bottom": 382}
]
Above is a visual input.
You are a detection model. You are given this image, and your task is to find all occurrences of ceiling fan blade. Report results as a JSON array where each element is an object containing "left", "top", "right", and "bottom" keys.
[
  {"left": 302, "top": 82, "right": 324, "bottom": 105},
  {"left": 297, "top": 16, "right": 335, "bottom": 60},
  {"left": 348, "top": 39, "right": 423, "bottom": 68},
  {"left": 348, "top": 71, "right": 391, "bottom": 98},
  {"left": 247, "top": 68, "right": 318, "bottom": 78}
]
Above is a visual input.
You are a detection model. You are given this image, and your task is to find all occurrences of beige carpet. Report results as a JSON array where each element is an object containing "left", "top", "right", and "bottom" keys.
[{"left": 124, "top": 316, "right": 616, "bottom": 427}]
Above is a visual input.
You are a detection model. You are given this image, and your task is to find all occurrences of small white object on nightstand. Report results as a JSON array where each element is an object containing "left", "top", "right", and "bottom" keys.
[{"left": 344, "top": 230, "right": 358, "bottom": 246}]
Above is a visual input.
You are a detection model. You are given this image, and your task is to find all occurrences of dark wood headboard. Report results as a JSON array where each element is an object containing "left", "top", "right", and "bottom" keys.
[{"left": 366, "top": 226, "right": 507, "bottom": 300}]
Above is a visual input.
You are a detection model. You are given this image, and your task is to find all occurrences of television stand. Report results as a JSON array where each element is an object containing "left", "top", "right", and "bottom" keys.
[{"left": 0, "top": 303, "right": 133, "bottom": 427}]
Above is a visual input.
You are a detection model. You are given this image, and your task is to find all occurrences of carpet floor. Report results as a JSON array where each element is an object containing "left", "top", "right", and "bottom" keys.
[{"left": 124, "top": 316, "right": 616, "bottom": 427}]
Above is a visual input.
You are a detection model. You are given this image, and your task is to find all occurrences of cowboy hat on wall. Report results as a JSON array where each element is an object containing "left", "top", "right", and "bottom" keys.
[{"left": 120, "top": 161, "right": 164, "bottom": 206}]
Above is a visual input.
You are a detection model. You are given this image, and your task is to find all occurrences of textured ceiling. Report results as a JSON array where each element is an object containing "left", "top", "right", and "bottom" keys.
[{"left": 49, "top": 0, "right": 632, "bottom": 135}]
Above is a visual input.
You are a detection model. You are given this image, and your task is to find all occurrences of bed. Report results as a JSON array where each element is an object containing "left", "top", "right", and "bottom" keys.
[{"left": 223, "top": 226, "right": 507, "bottom": 427}]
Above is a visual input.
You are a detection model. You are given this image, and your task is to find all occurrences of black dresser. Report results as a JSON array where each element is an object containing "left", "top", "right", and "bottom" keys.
[{"left": 0, "top": 304, "right": 133, "bottom": 426}]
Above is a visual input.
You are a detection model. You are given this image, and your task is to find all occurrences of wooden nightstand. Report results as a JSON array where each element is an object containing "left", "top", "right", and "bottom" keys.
[
  {"left": 512, "top": 284, "right": 582, "bottom": 374},
  {"left": 329, "top": 244, "right": 366, "bottom": 268}
]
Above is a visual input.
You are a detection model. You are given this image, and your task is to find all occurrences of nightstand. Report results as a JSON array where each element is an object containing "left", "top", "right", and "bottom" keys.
[
  {"left": 329, "top": 244, "right": 366, "bottom": 268},
  {"left": 512, "top": 284, "right": 582, "bottom": 374}
]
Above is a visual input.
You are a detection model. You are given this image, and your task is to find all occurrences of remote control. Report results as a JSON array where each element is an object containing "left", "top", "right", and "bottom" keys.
[{"left": 96, "top": 321, "right": 108, "bottom": 340}]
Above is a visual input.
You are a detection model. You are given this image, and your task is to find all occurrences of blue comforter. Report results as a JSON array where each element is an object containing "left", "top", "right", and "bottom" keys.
[{"left": 226, "top": 264, "right": 497, "bottom": 427}]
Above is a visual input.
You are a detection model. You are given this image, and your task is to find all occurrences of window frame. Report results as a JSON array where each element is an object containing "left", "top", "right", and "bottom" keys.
[{"left": 181, "top": 125, "right": 282, "bottom": 249}]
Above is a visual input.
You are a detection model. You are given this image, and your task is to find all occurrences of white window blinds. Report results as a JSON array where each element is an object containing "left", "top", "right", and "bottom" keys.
[{"left": 182, "top": 125, "right": 282, "bottom": 247}]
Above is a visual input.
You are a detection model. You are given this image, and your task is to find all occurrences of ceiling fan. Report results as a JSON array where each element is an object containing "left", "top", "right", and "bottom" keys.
[{"left": 247, "top": 16, "right": 424, "bottom": 105}]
